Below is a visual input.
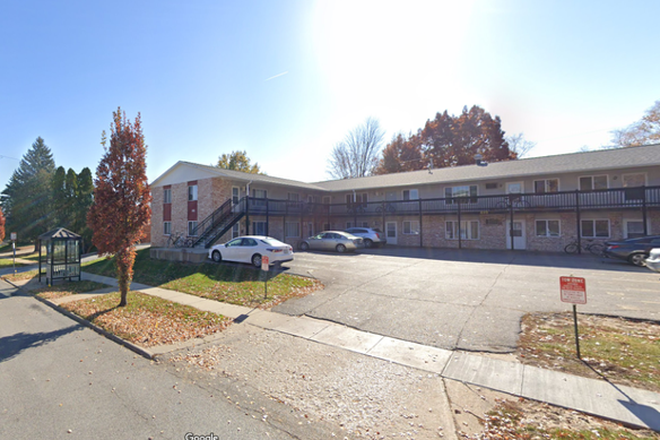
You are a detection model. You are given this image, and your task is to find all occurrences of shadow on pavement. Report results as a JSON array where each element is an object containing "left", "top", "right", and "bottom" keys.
[{"left": 0, "top": 324, "right": 83, "bottom": 363}]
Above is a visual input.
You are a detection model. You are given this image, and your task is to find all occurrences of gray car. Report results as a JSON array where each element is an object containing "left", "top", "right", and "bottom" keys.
[
  {"left": 299, "top": 231, "right": 363, "bottom": 253},
  {"left": 345, "top": 227, "right": 387, "bottom": 248}
]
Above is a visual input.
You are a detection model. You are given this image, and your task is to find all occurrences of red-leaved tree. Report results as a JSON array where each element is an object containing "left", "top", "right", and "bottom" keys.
[
  {"left": 87, "top": 108, "right": 152, "bottom": 307},
  {"left": 0, "top": 205, "right": 5, "bottom": 243}
]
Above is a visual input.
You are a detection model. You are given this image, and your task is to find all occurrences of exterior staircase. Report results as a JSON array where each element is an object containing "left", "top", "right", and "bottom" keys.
[{"left": 191, "top": 197, "right": 246, "bottom": 248}]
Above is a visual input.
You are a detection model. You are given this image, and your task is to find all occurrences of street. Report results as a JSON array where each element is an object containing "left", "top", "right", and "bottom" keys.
[{"left": 0, "top": 279, "right": 337, "bottom": 440}]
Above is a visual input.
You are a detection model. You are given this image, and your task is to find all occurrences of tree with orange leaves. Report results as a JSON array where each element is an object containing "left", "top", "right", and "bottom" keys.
[
  {"left": 87, "top": 108, "right": 152, "bottom": 307},
  {"left": 0, "top": 205, "right": 5, "bottom": 243}
]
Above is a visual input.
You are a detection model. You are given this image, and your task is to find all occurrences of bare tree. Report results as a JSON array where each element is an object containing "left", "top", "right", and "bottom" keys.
[
  {"left": 610, "top": 100, "right": 660, "bottom": 148},
  {"left": 506, "top": 132, "right": 536, "bottom": 158},
  {"left": 327, "top": 117, "right": 385, "bottom": 179}
]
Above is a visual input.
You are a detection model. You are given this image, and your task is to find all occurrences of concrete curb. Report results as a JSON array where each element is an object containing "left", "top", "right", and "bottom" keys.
[{"left": 2, "top": 277, "right": 155, "bottom": 360}]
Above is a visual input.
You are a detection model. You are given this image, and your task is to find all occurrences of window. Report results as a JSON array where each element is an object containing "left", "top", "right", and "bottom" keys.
[
  {"left": 253, "top": 189, "right": 267, "bottom": 206},
  {"left": 534, "top": 179, "right": 559, "bottom": 194},
  {"left": 346, "top": 222, "right": 353, "bottom": 229},
  {"left": 403, "top": 220, "right": 420, "bottom": 235},
  {"left": 188, "top": 221, "right": 198, "bottom": 236},
  {"left": 446, "top": 220, "right": 479, "bottom": 240},
  {"left": 188, "top": 185, "right": 198, "bottom": 201},
  {"left": 623, "top": 173, "right": 646, "bottom": 201},
  {"left": 163, "top": 188, "right": 172, "bottom": 204},
  {"left": 624, "top": 220, "right": 645, "bottom": 238},
  {"left": 579, "top": 175, "right": 608, "bottom": 191},
  {"left": 535, "top": 220, "right": 560, "bottom": 237},
  {"left": 163, "top": 222, "right": 171, "bottom": 235},
  {"left": 253, "top": 221, "right": 267, "bottom": 235},
  {"left": 232, "top": 187, "right": 240, "bottom": 204},
  {"left": 361, "top": 222, "right": 369, "bottom": 227},
  {"left": 288, "top": 192, "right": 299, "bottom": 201},
  {"left": 581, "top": 219, "right": 609, "bottom": 238},
  {"left": 231, "top": 223, "right": 240, "bottom": 239},
  {"left": 403, "top": 189, "right": 419, "bottom": 200},
  {"left": 445, "top": 185, "right": 478, "bottom": 204},
  {"left": 285, "top": 222, "right": 300, "bottom": 238},
  {"left": 307, "top": 222, "right": 314, "bottom": 236},
  {"left": 322, "top": 196, "right": 331, "bottom": 205}
]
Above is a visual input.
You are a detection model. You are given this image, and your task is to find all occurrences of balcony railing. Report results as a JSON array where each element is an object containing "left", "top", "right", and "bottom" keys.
[{"left": 242, "top": 186, "right": 660, "bottom": 218}]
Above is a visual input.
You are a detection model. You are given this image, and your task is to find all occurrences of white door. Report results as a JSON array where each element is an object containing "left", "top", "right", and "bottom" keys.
[
  {"left": 386, "top": 221, "right": 397, "bottom": 245},
  {"left": 506, "top": 220, "right": 526, "bottom": 250}
]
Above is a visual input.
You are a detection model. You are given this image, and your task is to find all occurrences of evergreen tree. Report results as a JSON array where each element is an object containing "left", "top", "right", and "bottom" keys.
[{"left": 3, "top": 137, "right": 56, "bottom": 241}]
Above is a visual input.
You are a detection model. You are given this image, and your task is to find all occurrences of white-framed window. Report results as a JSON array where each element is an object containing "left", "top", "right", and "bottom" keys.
[
  {"left": 308, "top": 195, "right": 314, "bottom": 204},
  {"left": 322, "top": 196, "right": 331, "bottom": 205},
  {"left": 533, "top": 179, "right": 559, "bottom": 194},
  {"left": 581, "top": 219, "right": 609, "bottom": 238},
  {"left": 163, "top": 188, "right": 172, "bottom": 204},
  {"left": 188, "top": 185, "right": 198, "bottom": 201},
  {"left": 535, "top": 220, "right": 560, "bottom": 237},
  {"left": 231, "top": 223, "right": 240, "bottom": 239},
  {"left": 403, "top": 220, "right": 420, "bottom": 235},
  {"left": 163, "top": 222, "right": 171, "bottom": 235},
  {"left": 403, "top": 189, "right": 419, "bottom": 200},
  {"left": 579, "top": 175, "right": 608, "bottom": 191},
  {"left": 285, "top": 222, "right": 300, "bottom": 238},
  {"left": 288, "top": 192, "right": 299, "bottom": 201},
  {"left": 253, "top": 221, "right": 267, "bottom": 235},
  {"left": 232, "top": 187, "right": 240, "bottom": 204},
  {"left": 446, "top": 220, "right": 479, "bottom": 240},
  {"left": 445, "top": 185, "right": 478, "bottom": 204},
  {"left": 188, "top": 221, "right": 198, "bottom": 236},
  {"left": 624, "top": 220, "right": 646, "bottom": 238},
  {"left": 253, "top": 189, "right": 267, "bottom": 206}
]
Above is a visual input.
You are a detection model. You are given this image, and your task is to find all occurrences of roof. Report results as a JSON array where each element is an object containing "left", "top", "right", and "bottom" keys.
[
  {"left": 38, "top": 227, "right": 81, "bottom": 240},
  {"left": 151, "top": 144, "right": 660, "bottom": 193},
  {"left": 151, "top": 161, "right": 326, "bottom": 191},
  {"left": 314, "top": 143, "right": 660, "bottom": 191}
]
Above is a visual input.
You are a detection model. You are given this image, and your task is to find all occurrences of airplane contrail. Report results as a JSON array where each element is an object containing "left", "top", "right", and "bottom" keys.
[{"left": 265, "top": 71, "right": 289, "bottom": 81}]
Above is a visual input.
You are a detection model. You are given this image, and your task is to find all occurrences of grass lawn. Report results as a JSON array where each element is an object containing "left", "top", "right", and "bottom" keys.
[
  {"left": 0, "top": 258, "right": 32, "bottom": 268},
  {"left": 61, "top": 291, "right": 232, "bottom": 347},
  {"left": 33, "top": 280, "right": 108, "bottom": 300},
  {"left": 518, "top": 312, "right": 660, "bottom": 393},
  {"left": 83, "top": 249, "right": 322, "bottom": 308}
]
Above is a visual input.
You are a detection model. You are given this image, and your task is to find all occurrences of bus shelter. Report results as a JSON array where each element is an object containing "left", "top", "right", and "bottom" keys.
[{"left": 38, "top": 228, "right": 82, "bottom": 285}]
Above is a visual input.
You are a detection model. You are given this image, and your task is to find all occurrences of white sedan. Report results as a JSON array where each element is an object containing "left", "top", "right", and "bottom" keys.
[{"left": 208, "top": 235, "right": 294, "bottom": 267}]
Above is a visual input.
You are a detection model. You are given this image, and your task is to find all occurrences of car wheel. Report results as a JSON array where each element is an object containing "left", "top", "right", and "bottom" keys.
[
  {"left": 364, "top": 239, "right": 373, "bottom": 248},
  {"left": 252, "top": 253, "right": 262, "bottom": 268},
  {"left": 212, "top": 250, "right": 222, "bottom": 263},
  {"left": 628, "top": 253, "right": 647, "bottom": 267},
  {"left": 336, "top": 244, "right": 347, "bottom": 253},
  {"left": 300, "top": 242, "right": 310, "bottom": 251}
]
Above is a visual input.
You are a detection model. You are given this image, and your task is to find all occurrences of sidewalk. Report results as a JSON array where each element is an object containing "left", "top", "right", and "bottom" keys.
[{"left": 13, "top": 270, "right": 660, "bottom": 432}]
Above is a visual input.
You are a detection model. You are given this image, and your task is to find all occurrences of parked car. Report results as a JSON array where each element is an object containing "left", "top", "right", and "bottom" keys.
[
  {"left": 603, "top": 235, "right": 660, "bottom": 266},
  {"left": 208, "top": 235, "right": 293, "bottom": 267},
  {"left": 645, "top": 248, "right": 660, "bottom": 273},
  {"left": 299, "top": 231, "right": 363, "bottom": 253},
  {"left": 344, "top": 227, "right": 386, "bottom": 248}
]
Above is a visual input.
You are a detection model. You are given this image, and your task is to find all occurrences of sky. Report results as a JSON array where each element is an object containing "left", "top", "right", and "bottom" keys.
[{"left": 1, "top": 0, "right": 660, "bottom": 191}]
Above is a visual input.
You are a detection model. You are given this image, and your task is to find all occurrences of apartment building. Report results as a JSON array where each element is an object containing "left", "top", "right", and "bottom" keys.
[{"left": 150, "top": 144, "right": 660, "bottom": 253}]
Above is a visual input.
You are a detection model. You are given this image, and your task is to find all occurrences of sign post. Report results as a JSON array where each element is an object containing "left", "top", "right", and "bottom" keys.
[
  {"left": 560, "top": 276, "right": 587, "bottom": 359},
  {"left": 10, "top": 232, "right": 17, "bottom": 275},
  {"left": 261, "top": 256, "right": 270, "bottom": 299}
]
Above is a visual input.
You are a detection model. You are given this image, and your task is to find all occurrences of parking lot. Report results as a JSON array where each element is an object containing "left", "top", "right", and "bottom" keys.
[{"left": 275, "top": 247, "right": 660, "bottom": 352}]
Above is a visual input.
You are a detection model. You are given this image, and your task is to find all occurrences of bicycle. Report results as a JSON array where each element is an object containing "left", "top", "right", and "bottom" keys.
[
  {"left": 495, "top": 195, "right": 531, "bottom": 209},
  {"left": 564, "top": 239, "right": 605, "bottom": 255},
  {"left": 166, "top": 232, "right": 184, "bottom": 248}
]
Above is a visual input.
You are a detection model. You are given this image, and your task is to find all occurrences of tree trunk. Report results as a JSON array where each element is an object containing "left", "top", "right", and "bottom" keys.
[{"left": 115, "top": 246, "right": 136, "bottom": 307}]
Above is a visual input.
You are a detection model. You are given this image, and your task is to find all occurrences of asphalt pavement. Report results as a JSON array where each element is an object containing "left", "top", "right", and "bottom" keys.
[
  {"left": 276, "top": 247, "right": 660, "bottom": 352},
  {"left": 0, "top": 278, "right": 338, "bottom": 440}
]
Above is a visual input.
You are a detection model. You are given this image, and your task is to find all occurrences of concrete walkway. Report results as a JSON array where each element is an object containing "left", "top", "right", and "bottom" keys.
[{"left": 72, "top": 271, "right": 660, "bottom": 432}]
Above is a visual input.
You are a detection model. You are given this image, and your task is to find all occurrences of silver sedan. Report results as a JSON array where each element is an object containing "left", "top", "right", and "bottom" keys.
[{"left": 299, "top": 231, "right": 363, "bottom": 253}]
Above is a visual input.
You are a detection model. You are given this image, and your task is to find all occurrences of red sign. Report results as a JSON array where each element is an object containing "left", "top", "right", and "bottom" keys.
[
  {"left": 261, "top": 256, "right": 270, "bottom": 271},
  {"left": 560, "top": 276, "right": 587, "bottom": 304}
]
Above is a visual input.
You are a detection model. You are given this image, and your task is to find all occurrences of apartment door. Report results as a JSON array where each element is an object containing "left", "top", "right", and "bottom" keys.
[
  {"left": 386, "top": 221, "right": 397, "bottom": 245},
  {"left": 506, "top": 220, "right": 526, "bottom": 250}
]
